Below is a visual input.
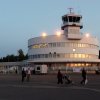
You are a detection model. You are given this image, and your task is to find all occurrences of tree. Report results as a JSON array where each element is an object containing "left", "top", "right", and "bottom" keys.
[
  {"left": 18, "top": 49, "right": 25, "bottom": 61},
  {"left": 0, "top": 49, "right": 27, "bottom": 62},
  {"left": 25, "top": 53, "right": 28, "bottom": 60},
  {"left": 0, "top": 57, "right": 3, "bottom": 62}
]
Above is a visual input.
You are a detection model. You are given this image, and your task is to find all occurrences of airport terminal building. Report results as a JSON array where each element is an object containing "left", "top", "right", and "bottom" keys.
[{"left": 28, "top": 10, "right": 100, "bottom": 73}]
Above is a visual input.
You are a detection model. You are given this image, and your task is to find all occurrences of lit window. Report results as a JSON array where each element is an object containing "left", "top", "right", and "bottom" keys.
[
  {"left": 78, "top": 63, "right": 81, "bottom": 67},
  {"left": 86, "top": 54, "right": 88, "bottom": 58},
  {"left": 74, "top": 54, "right": 78, "bottom": 58},
  {"left": 70, "top": 54, "right": 73, "bottom": 58},
  {"left": 82, "top": 54, "right": 85, "bottom": 58},
  {"left": 75, "top": 64, "right": 77, "bottom": 67},
  {"left": 78, "top": 54, "right": 81, "bottom": 58}
]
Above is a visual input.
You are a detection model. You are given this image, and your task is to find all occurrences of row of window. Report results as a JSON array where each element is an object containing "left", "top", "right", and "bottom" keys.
[
  {"left": 28, "top": 42, "right": 98, "bottom": 49},
  {"left": 62, "top": 16, "right": 81, "bottom": 23},
  {"left": 28, "top": 53, "right": 98, "bottom": 59},
  {"left": 49, "top": 63, "right": 98, "bottom": 68}
]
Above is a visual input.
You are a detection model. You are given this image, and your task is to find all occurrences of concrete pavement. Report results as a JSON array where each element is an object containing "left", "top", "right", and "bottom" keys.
[{"left": 0, "top": 74, "right": 100, "bottom": 100}]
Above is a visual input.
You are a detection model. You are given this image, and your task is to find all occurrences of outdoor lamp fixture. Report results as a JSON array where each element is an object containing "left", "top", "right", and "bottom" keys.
[
  {"left": 42, "top": 32, "right": 47, "bottom": 37},
  {"left": 85, "top": 33, "right": 90, "bottom": 38},
  {"left": 56, "top": 31, "right": 61, "bottom": 36}
]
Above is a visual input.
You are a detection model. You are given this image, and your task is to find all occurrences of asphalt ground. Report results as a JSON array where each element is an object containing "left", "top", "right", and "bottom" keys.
[{"left": 0, "top": 73, "right": 100, "bottom": 100}]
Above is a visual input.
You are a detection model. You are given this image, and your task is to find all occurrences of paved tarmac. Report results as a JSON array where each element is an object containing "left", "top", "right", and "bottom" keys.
[{"left": 0, "top": 73, "right": 100, "bottom": 100}]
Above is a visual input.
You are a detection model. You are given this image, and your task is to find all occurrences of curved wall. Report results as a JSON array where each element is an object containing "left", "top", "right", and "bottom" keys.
[{"left": 28, "top": 34, "right": 99, "bottom": 63}]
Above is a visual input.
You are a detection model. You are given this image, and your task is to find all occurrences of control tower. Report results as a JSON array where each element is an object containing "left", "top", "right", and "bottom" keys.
[{"left": 61, "top": 8, "right": 83, "bottom": 39}]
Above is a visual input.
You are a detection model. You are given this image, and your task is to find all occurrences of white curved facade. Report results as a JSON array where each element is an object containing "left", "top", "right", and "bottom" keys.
[{"left": 28, "top": 11, "right": 100, "bottom": 73}]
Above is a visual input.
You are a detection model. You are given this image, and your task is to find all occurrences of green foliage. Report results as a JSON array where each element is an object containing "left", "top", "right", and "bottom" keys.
[
  {"left": 18, "top": 49, "right": 25, "bottom": 61},
  {"left": 0, "top": 49, "right": 28, "bottom": 62}
]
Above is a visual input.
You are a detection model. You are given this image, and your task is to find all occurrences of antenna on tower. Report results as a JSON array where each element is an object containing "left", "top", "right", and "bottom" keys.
[{"left": 68, "top": 8, "right": 74, "bottom": 14}]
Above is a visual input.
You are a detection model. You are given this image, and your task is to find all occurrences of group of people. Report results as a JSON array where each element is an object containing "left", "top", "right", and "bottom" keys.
[
  {"left": 22, "top": 68, "right": 31, "bottom": 82},
  {"left": 57, "top": 68, "right": 88, "bottom": 85},
  {"left": 21, "top": 67, "right": 88, "bottom": 85}
]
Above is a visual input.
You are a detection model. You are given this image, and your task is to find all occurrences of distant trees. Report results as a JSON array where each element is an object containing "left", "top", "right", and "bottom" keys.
[
  {"left": 0, "top": 49, "right": 28, "bottom": 62},
  {"left": 17, "top": 49, "right": 25, "bottom": 61}
]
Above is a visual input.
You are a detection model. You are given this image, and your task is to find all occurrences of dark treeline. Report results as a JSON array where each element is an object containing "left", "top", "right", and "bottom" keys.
[{"left": 0, "top": 49, "right": 28, "bottom": 62}]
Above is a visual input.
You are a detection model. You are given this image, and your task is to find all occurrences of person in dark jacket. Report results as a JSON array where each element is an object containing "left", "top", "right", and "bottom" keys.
[
  {"left": 81, "top": 68, "right": 87, "bottom": 85},
  {"left": 22, "top": 68, "right": 26, "bottom": 82},
  {"left": 57, "top": 70, "right": 63, "bottom": 84}
]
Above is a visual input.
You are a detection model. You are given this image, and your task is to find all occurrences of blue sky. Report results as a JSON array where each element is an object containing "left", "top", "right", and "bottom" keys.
[{"left": 0, "top": 0, "right": 100, "bottom": 57}]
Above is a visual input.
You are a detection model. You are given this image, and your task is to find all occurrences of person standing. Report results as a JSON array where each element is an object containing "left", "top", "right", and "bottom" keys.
[
  {"left": 15, "top": 69, "right": 18, "bottom": 74},
  {"left": 57, "top": 70, "right": 63, "bottom": 84},
  {"left": 22, "top": 68, "right": 26, "bottom": 82},
  {"left": 26, "top": 68, "right": 31, "bottom": 82},
  {"left": 81, "top": 68, "right": 87, "bottom": 85}
]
